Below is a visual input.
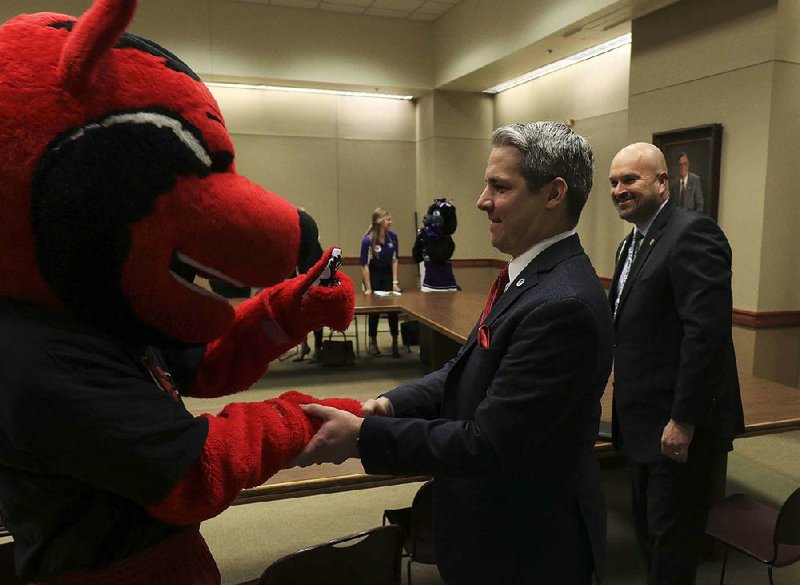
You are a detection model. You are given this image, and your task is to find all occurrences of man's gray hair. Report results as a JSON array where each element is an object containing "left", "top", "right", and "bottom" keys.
[{"left": 491, "top": 122, "right": 594, "bottom": 223}]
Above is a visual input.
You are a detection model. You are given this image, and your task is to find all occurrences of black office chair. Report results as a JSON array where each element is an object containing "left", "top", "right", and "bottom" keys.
[
  {"left": 257, "top": 525, "right": 403, "bottom": 585},
  {"left": 0, "top": 516, "right": 24, "bottom": 585},
  {"left": 383, "top": 480, "right": 436, "bottom": 585},
  {"left": 705, "top": 488, "right": 800, "bottom": 584}
]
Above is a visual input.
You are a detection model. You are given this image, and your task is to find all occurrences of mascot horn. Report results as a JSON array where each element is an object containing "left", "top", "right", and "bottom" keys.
[{"left": 0, "top": 1, "right": 361, "bottom": 583}]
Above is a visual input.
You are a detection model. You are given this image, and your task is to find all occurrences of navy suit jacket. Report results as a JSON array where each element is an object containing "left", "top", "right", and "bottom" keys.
[
  {"left": 359, "top": 234, "right": 613, "bottom": 584},
  {"left": 609, "top": 200, "right": 744, "bottom": 462}
]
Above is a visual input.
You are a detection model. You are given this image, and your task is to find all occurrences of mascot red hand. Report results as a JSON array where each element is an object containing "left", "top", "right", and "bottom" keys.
[
  {"left": 148, "top": 391, "right": 361, "bottom": 525},
  {"left": 262, "top": 248, "right": 356, "bottom": 340},
  {"left": 0, "top": 1, "right": 362, "bottom": 584},
  {"left": 190, "top": 248, "right": 355, "bottom": 398}
]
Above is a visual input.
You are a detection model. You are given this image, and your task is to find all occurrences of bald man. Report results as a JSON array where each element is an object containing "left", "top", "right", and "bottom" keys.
[{"left": 608, "top": 143, "right": 743, "bottom": 584}]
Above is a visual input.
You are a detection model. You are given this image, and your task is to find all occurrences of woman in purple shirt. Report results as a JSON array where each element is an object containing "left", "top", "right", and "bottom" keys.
[{"left": 360, "top": 207, "right": 400, "bottom": 357}]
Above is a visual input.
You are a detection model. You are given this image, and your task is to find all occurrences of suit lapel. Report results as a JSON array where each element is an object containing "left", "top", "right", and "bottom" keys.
[
  {"left": 483, "top": 234, "right": 583, "bottom": 329},
  {"left": 608, "top": 234, "right": 632, "bottom": 309},
  {"left": 448, "top": 235, "right": 585, "bottom": 389},
  {"left": 615, "top": 200, "right": 675, "bottom": 317}
]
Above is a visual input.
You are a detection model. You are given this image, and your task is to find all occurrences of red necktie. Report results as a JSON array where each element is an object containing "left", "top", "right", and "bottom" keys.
[
  {"left": 679, "top": 180, "right": 686, "bottom": 207},
  {"left": 478, "top": 266, "right": 509, "bottom": 348}
]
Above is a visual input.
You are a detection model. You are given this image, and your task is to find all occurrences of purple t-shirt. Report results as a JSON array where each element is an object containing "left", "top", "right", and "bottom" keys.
[{"left": 360, "top": 231, "right": 399, "bottom": 272}]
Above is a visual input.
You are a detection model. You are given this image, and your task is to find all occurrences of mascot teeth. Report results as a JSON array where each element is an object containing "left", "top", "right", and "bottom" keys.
[
  {"left": 0, "top": 0, "right": 359, "bottom": 581},
  {"left": 171, "top": 251, "right": 245, "bottom": 287}
]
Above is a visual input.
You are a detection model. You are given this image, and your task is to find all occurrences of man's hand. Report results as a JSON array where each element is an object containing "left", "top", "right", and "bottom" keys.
[
  {"left": 661, "top": 418, "right": 695, "bottom": 463},
  {"left": 291, "top": 404, "right": 363, "bottom": 467},
  {"left": 362, "top": 396, "right": 393, "bottom": 417}
]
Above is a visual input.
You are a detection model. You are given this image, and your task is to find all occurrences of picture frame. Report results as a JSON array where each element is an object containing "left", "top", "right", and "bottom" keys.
[{"left": 652, "top": 124, "right": 722, "bottom": 221}]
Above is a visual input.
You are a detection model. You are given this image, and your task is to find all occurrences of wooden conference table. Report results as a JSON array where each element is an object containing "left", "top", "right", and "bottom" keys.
[{"left": 235, "top": 290, "right": 800, "bottom": 504}]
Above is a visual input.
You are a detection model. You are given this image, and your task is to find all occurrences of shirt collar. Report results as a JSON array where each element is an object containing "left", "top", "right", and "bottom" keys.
[
  {"left": 635, "top": 198, "right": 668, "bottom": 239},
  {"left": 507, "top": 229, "right": 576, "bottom": 287}
]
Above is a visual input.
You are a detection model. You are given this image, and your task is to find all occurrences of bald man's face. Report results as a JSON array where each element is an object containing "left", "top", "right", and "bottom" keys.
[{"left": 609, "top": 147, "right": 668, "bottom": 226}]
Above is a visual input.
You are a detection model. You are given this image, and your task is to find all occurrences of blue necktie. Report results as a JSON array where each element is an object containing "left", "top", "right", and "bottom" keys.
[{"left": 614, "top": 231, "right": 643, "bottom": 315}]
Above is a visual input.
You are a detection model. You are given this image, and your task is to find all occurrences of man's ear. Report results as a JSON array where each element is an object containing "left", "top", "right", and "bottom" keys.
[
  {"left": 544, "top": 177, "right": 569, "bottom": 209},
  {"left": 656, "top": 171, "right": 669, "bottom": 195}
]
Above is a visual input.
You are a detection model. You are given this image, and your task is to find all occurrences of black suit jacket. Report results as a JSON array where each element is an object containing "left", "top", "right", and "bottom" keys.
[
  {"left": 609, "top": 201, "right": 744, "bottom": 462},
  {"left": 359, "top": 235, "right": 613, "bottom": 584}
]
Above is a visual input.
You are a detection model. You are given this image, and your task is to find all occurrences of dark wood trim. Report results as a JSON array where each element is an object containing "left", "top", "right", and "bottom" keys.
[
  {"left": 235, "top": 474, "right": 428, "bottom": 505},
  {"left": 732, "top": 309, "right": 800, "bottom": 329},
  {"left": 342, "top": 259, "right": 800, "bottom": 330},
  {"left": 342, "top": 256, "right": 507, "bottom": 267},
  {"left": 598, "top": 276, "right": 800, "bottom": 329},
  {"left": 450, "top": 258, "right": 507, "bottom": 268}
]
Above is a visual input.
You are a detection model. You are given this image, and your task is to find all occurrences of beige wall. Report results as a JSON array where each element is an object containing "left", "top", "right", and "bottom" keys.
[
  {"left": 629, "top": 0, "right": 777, "bottom": 311},
  {"left": 1, "top": 0, "right": 433, "bottom": 93},
  {"left": 493, "top": 44, "right": 632, "bottom": 278},
  {"left": 761, "top": 61, "right": 800, "bottom": 312},
  {"left": 211, "top": 87, "right": 417, "bottom": 261},
  {"left": 432, "top": 0, "right": 632, "bottom": 88},
  {"left": 416, "top": 91, "right": 495, "bottom": 261},
  {"left": 629, "top": 0, "right": 800, "bottom": 387},
  {"left": 4, "top": 0, "right": 798, "bottom": 386}
]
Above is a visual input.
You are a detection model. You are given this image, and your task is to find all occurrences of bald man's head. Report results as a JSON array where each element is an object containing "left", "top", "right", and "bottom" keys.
[
  {"left": 614, "top": 142, "right": 667, "bottom": 174},
  {"left": 609, "top": 142, "right": 669, "bottom": 227}
]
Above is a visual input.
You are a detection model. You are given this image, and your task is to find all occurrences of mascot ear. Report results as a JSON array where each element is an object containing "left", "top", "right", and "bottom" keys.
[{"left": 58, "top": 0, "right": 137, "bottom": 94}]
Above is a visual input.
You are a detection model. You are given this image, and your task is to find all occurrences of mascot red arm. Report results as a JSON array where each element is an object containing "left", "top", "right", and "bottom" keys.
[{"left": 0, "top": 1, "right": 362, "bottom": 583}]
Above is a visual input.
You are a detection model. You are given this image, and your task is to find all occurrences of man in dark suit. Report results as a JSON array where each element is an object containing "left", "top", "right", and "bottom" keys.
[
  {"left": 296, "top": 122, "right": 614, "bottom": 585},
  {"left": 671, "top": 152, "right": 704, "bottom": 213},
  {"left": 608, "top": 142, "right": 744, "bottom": 584}
]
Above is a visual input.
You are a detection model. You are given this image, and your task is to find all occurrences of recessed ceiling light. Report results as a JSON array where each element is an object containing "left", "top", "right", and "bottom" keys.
[
  {"left": 483, "top": 33, "right": 632, "bottom": 94},
  {"left": 205, "top": 82, "right": 414, "bottom": 101}
]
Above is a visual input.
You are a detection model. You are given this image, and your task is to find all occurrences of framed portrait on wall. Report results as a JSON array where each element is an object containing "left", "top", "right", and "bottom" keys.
[{"left": 652, "top": 124, "right": 722, "bottom": 221}]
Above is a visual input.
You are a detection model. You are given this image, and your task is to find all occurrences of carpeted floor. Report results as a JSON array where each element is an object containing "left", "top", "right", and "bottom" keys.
[{"left": 188, "top": 326, "right": 800, "bottom": 585}]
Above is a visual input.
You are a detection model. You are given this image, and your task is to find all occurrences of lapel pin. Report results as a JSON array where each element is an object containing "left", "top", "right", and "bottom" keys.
[
  {"left": 649, "top": 238, "right": 655, "bottom": 246},
  {"left": 516, "top": 278, "right": 525, "bottom": 287}
]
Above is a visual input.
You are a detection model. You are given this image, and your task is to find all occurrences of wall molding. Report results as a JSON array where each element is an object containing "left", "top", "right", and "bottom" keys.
[
  {"left": 732, "top": 309, "right": 800, "bottom": 329},
  {"left": 343, "top": 256, "right": 506, "bottom": 267},
  {"left": 343, "top": 258, "right": 800, "bottom": 329}
]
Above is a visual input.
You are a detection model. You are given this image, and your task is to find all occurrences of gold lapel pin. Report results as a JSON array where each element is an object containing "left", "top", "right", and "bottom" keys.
[{"left": 649, "top": 238, "right": 655, "bottom": 246}]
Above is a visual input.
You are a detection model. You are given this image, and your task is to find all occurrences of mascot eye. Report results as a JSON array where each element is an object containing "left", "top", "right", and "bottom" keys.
[{"left": 206, "top": 112, "right": 223, "bottom": 125}]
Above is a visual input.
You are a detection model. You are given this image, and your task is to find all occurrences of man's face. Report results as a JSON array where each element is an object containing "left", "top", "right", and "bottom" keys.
[
  {"left": 476, "top": 146, "right": 549, "bottom": 258},
  {"left": 678, "top": 155, "right": 689, "bottom": 178},
  {"left": 609, "top": 149, "right": 668, "bottom": 226}
]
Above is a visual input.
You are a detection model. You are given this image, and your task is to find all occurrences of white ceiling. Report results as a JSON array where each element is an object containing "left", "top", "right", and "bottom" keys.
[{"left": 231, "top": 0, "right": 462, "bottom": 21}]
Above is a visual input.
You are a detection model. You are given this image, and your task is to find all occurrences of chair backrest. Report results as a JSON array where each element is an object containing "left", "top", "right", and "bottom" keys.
[
  {"left": 775, "top": 487, "right": 800, "bottom": 546},
  {"left": 259, "top": 525, "right": 403, "bottom": 585},
  {"left": 0, "top": 515, "right": 23, "bottom": 585},
  {"left": 409, "top": 481, "right": 434, "bottom": 552}
]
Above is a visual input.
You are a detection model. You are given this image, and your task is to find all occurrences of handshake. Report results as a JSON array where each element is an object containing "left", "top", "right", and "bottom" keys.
[{"left": 292, "top": 396, "right": 394, "bottom": 467}]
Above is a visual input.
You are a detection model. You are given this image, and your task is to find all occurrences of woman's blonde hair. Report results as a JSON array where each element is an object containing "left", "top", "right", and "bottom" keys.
[{"left": 365, "top": 207, "right": 390, "bottom": 259}]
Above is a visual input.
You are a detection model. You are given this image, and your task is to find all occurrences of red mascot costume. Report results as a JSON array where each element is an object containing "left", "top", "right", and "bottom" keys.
[{"left": 0, "top": 1, "right": 362, "bottom": 583}]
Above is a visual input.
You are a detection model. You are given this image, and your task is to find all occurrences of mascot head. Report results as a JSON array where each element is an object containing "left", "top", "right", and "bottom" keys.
[
  {"left": 423, "top": 198, "right": 457, "bottom": 236},
  {"left": 0, "top": 0, "right": 312, "bottom": 345}
]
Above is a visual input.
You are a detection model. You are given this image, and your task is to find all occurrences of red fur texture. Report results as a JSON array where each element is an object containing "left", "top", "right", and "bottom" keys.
[
  {"left": 189, "top": 250, "right": 355, "bottom": 398},
  {"left": 0, "top": 0, "right": 359, "bottom": 579},
  {"left": 148, "top": 392, "right": 362, "bottom": 525}
]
